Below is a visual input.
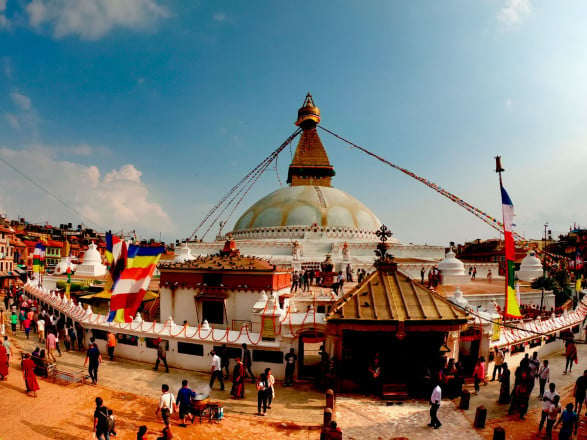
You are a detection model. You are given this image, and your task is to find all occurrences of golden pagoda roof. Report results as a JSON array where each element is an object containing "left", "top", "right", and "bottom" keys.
[
  {"left": 326, "top": 269, "right": 469, "bottom": 325},
  {"left": 287, "top": 93, "right": 335, "bottom": 186}
]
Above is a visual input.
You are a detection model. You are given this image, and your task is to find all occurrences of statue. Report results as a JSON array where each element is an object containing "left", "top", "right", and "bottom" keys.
[{"left": 292, "top": 240, "right": 302, "bottom": 261}]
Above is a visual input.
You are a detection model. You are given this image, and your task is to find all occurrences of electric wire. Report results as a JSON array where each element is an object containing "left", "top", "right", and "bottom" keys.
[{"left": 0, "top": 154, "right": 105, "bottom": 231}]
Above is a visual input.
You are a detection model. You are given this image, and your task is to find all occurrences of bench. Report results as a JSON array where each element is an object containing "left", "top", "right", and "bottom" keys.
[
  {"left": 19, "top": 352, "right": 56, "bottom": 378},
  {"left": 382, "top": 383, "right": 409, "bottom": 400}
]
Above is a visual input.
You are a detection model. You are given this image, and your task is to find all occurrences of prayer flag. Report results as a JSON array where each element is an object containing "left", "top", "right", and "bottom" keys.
[
  {"left": 501, "top": 184, "right": 521, "bottom": 318},
  {"left": 32, "top": 243, "right": 46, "bottom": 273},
  {"left": 107, "top": 241, "right": 164, "bottom": 323},
  {"left": 105, "top": 233, "right": 127, "bottom": 284}
]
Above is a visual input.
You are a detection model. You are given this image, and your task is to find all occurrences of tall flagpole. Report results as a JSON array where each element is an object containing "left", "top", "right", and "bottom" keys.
[{"left": 495, "top": 156, "right": 507, "bottom": 322}]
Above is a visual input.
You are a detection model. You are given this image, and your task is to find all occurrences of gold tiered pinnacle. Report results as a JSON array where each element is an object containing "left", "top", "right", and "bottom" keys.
[{"left": 287, "top": 93, "right": 335, "bottom": 187}]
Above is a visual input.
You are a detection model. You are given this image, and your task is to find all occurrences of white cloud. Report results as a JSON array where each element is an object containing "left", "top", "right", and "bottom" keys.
[
  {"left": 498, "top": 0, "right": 532, "bottom": 26},
  {"left": 5, "top": 113, "right": 20, "bottom": 129},
  {"left": 6, "top": 91, "right": 37, "bottom": 136},
  {"left": 505, "top": 98, "right": 513, "bottom": 109},
  {"left": 213, "top": 12, "right": 228, "bottom": 22},
  {"left": 2, "top": 57, "right": 12, "bottom": 79},
  {"left": 25, "top": 0, "right": 170, "bottom": 40},
  {"left": 0, "top": 0, "right": 8, "bottom": 29},
  {"left": 0, "top": 146, "right": 176, "bottom": 237},
  {"left": 10, "top": 91, "right": 32, "bottom": 110}
]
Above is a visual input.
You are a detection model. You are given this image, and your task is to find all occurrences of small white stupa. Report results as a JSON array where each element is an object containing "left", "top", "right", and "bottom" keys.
[
  {"left": 55, "top": 257, "right": 76, "bottom": 275},
  {"left": 75, "top": 242, "right": 107, "bottom": 277},
  {"left": 516, "top": 251, "right": 543, "bottom": 282},
  {"left": 437, "top": 248, "right": 470, "bottom": 285},
  {"left": 173, "top": 243, "right": 196, "bottom": 263},
  {"left": 448, "top": 286, "right": 469, "bottom": 309}
]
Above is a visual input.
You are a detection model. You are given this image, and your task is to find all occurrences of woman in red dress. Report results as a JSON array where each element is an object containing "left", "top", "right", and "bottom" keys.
[
  {"left": 22, "top": 353, "right": 40, "bottom": 397},
  {"left": 0, "top": 341, "right": 8, "bottom": 380},
  {"left": 230, "top": 357, "right": 246, "bottom": 399}
]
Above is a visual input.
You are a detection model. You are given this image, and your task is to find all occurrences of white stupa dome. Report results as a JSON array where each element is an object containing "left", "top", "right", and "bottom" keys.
[
  {"left": 173, "top": 243, "right": 196, "bottom": 263},
  {"left": 448, "top": 286, "right": 469, "bottom": 309},
  {"left": 437, "top": 249, "right": 465, "bottom": 276},
  {"left": 232, "top": 186, "right": 386, "bottom": 240},
  {"left": 516, "top": 251, "right": 543, "bottom": 282},
  {"left": 75, "top": 242, "right": 107, "bottom": 277},
  {"left": 82, "top": 242, "right": 102, "bottom": 264}
]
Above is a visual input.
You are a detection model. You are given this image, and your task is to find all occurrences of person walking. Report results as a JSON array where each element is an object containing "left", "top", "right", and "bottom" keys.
[
  {"left": 220, "top": 343, "right": 230, "bottom": 379},
  {"left": 37, "top": 315, "right": 45, "bottom": 343},
  {"left": 153, "top": 338, "right": 169, "bottom": 373},
  {"left": 473, "top": 356, "right": 486, "bottom": 395},
  {"left": 428, "top": 382, "right": 442, "bottom": 429},
  {"left": 0, "top": 339, "right": 9, "bottom": 381},
  {"left": 242, "top": 343, "right": 255, "bottom": 382},
  {"left": 21, "top": 353, "right": 40, "bottom": 397},
  {"left": 538, "top": 382, "right": 558, "bottom": 436},
  {"left": 230, "top": 357, "right": 246, "bottom": 399},
  {"left": 563, "top": 339, "right": 578, "bottom": 374},
  {"left": 544, "top": 395, "right": 561, "bottom": 440},
  {"left": 491, "top": 348, "right": 505, "bottom": 381},
  {"left": 106, "top": 331, "right": 117, "bottom": 361},
  {"left": 284, "top": 348, "right": 297, "bottom": 386},
  {"left": 155, "top": 384, "right": 176, "bottom": 427},
  {"left": 84, "top": 342, "right": 102, "bottom": 385},
  {"left": 537, "top": 359, "right": 550, "bottom": 399},
  {"left": 554, "top": 402, "right": 578, "bottom": 440},
  {"left": 265, "top": 367, "right": 275, "bottom": 409},
  {"left": 46, "top": 331, "right": 57, "bottom": 362},
  {"left": 176, "top": 379, "right": 195, "bottom": 426},
  {"left": 421, "top": 267, "right": 426, "bottom": 283},
  {"left": 93, "top": 397, "right": 110, "bottom": 440},
  {"left": 209, "top": 350, "right": 225, "bottom": 391},
  {"left": 573, "top": 369, "right": 587, "bottom": 417},
  {"left": 3, "top": 336, "right": 13, "bottom": 362},
  {"left": 256, "top": 372, "right": 269, "bottom": 416}
]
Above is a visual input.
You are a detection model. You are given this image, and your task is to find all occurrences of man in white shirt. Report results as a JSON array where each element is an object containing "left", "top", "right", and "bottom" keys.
[
  {"left": 37, "top": 318, "right": 45, "bottom": 343},
  {"left": 209, "top": 350, "right": 225, "bottom": 391},
  {"left": 428, "top": 383, "right": 442, "bottom": 429},
  {"left": 491, "top": 348, "right": 505, "bottom": 381},
  {"left": 538, "top": 359, "right": 551, "bottom": 399},
  {"left": 155, "top": 384, "right": 176, "bottom": 426},
  {"left": 538, "top": 382, "right": 558, "bottom": 436}
]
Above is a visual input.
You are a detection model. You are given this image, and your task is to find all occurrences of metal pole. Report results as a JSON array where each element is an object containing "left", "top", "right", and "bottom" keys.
[
  {"left": 540, "top": 223, "right": 547, "bottom": 311},
  {"left": 495, "top": 156, "right": 506, "bottom": 323}
]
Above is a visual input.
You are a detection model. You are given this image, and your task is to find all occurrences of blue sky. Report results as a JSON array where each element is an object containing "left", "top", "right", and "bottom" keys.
[{"left": 1, "top": 0, "right": 586, "bottom": 246}]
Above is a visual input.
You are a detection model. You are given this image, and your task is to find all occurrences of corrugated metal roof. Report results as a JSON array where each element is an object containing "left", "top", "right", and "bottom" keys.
[{"left": 326, "top": 269, "right": 469, "bottom": 324}]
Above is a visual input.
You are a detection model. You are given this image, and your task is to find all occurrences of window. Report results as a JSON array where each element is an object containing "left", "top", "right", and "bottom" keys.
[
  {"left": 178, "top": 342, "right": 204, "bottom": 356},
  {"left": 252, "top": 350, "right": 284, "bottom": 364},
  {"left": 214, "top": 345, "right": 242, "bottom": 359},
  {"left": 117, "top": 333, "right": 139, "bottom": 346},
  {"left": 202, "top": 300, "right": 224, "bottom": 324},
  {"left": 92, "top": 329, "right": 107, "bottom": 340},
  {"left": 146, "top": 338, "right": 169, "bottom": 350}
]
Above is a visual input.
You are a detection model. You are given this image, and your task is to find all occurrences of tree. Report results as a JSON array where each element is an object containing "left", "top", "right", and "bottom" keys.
[{"left": 531, "top": 271, "right": 572, "bottom": 307}]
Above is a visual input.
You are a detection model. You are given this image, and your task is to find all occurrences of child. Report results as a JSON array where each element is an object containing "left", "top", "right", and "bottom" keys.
[{"left": 107, "top": 409, "right": 117, "bottom": 437}]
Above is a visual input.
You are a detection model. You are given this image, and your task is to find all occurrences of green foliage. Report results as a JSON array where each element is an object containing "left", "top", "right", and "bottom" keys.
[
  {"left": 531, "top": 272, "right": 573, "bottom": 307},
  {"left": 55, "top": 280, "right": 89, "bottom": 291}
]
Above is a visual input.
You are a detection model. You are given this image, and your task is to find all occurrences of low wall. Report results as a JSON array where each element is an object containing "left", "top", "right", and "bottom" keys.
[{"left": 23, "top": 281, "right": 292, "bottom": 378}]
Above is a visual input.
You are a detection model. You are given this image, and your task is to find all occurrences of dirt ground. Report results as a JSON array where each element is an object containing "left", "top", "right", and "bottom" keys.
[{"left": 0, "top": 368, "right": 321, "bottom": 440}]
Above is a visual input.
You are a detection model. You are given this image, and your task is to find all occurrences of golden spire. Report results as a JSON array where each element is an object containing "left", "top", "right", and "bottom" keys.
[{"left": 287, "top": 93, "right": 335, "bottom": 187}]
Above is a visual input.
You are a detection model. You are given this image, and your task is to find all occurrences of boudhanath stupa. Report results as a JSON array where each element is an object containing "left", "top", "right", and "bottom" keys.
[{"left": 185, "top": 94, "right": 445, "bottom": 270}]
